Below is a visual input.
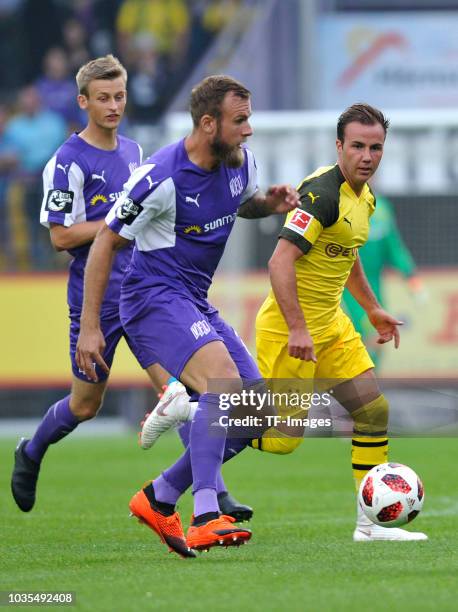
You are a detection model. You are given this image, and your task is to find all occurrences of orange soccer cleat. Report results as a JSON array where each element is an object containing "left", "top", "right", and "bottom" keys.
[
  {"left": 186, "top": 514, "right": 252, "bottom": 551},
  {"left": 129, "top": 488, "right": 196, "bottom": 558}
]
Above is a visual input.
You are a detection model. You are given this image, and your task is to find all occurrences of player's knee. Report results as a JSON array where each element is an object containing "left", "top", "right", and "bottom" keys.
[
  {"left": 71, "top": 397, "right": 103, "bottom": 421},
  {"left": 352, "top": 393, "right": 389, "bottom": 435},
  {"left": 210, "top": 359, "right": 242, "bottom": 395},
  {"left": 218, "top": 359, "right": 241, "bottom": 381}
]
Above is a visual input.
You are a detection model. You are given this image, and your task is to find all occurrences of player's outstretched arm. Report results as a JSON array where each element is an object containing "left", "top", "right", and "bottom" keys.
[
  {"left": 268, "top": 238, "right": 316, "bottom": 362},
  {"left": 346, "top": 256, "right": 403, "bottom": 348},
  {"left": 49, "top": 220, "right": 106, "bottom": 251},
  {"left": 76, "top": 224, "right": 131, "bottom": 381},
  {"left": 238, "top": 185, "right": 299, "bottom": 218}
]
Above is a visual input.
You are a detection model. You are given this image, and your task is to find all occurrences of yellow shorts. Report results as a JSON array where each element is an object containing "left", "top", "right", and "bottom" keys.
[
  {"left": 256, "top": 310, "right": 374, "bottom": 385},
  {"left": 253, "top": 312, "right": 374, "bottom": 455}
]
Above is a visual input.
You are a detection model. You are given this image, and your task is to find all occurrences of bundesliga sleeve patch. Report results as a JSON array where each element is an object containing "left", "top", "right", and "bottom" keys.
[
  {"left": 115, "top": 198, "right": 144, "bottom": 225},
  {"left": 45, "top": 189, "right": 74, "bottom": 213},
  {"left": 285, "top": 209, "right": 314, "bottom": 236}
]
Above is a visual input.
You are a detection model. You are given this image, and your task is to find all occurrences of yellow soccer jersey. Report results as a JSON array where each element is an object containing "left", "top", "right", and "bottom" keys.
[{"left": 257, "top": 164, "right": 376, "bottom": 337}]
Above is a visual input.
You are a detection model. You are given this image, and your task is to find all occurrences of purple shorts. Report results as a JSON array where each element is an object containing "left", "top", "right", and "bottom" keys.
[
  {"left": 120, "top": 289, "right": 260, "bottom": 380},
  {"left": 69, "top": 309, "right": 129, "bottom": 383}
]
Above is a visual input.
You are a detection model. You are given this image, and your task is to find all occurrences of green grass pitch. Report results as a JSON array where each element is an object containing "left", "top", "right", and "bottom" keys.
[{"left": 1, "top": 433, "right": 457, "bottom": 611}]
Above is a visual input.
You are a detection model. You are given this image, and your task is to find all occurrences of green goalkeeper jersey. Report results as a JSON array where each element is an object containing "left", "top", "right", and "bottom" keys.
[{"left": 343, "top": 196, "right": 416, "bottom": 337}]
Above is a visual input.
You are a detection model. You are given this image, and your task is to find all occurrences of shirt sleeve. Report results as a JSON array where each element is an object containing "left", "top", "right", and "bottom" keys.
[
  {"left": 240, "top": 148, "right": 258, "bottom": 204},
  {"left": 40, "top": 156, "right": 85, "bottom": 228},
  {"left": 279, "top": 187, "right": 339, "bottom": 254},
  {"left": 105, "top": 163, "right": 175, "bottom": 241}
]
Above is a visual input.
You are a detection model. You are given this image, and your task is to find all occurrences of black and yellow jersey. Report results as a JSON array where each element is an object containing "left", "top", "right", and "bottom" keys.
[{"left": 257, "top": 164, "right": 376, "bottom": 337}]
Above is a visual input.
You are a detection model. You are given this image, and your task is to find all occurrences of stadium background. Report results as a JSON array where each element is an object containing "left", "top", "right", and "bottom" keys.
[
  {"left": 0, "top": 0, "right": 456, "bottom": 427},
  {"left": 1, "top": 2, "right": 458, "bottom": 609}
]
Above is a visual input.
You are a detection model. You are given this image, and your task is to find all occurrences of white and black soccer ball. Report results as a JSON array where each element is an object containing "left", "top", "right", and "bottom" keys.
[{"left": 358, "top": 462, "right": 425, "bottom": 527}]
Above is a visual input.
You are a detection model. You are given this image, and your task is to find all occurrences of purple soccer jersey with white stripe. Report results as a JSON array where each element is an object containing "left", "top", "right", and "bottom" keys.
[
  {"left": 104, "top": 137, "right": 260, "bottom": 377},
  {"left": 40, "top": 133, "right": 142, "bottom": 313},
  {"left": 105, "top": 138, "right": 258, "bottom": 309}
]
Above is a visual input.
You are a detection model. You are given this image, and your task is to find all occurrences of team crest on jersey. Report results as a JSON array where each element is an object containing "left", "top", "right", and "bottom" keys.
[
  {"left": 190, "top": 320, "right": 211, "bottom": 340},
  {"left": 285, "top": 209, "right": 314, "bottom": 236},
  {"left": 116, "top": 198, "right": 143, "bottom": 225},
  {"left": 229, "top": 175, "right": 243, "bottom": 197},
  {"left": 45, "top": 189, "right": 74, "bottom": 213}
]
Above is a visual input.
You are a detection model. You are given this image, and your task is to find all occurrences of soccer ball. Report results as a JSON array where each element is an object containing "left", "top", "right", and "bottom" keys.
[{"left": 358, "top": 462, "right": 425, "bottom": 527}]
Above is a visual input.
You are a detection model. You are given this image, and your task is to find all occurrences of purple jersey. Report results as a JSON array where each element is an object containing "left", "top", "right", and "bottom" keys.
[
  {"left": 105, "top": 138, "right": 258, "bottom": 308},
  {"left": 40, "top": 133, "right": 142, "bottom": 314}
]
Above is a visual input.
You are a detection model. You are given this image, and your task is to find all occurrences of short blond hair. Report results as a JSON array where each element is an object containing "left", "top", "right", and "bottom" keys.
[{"left": 76, "top": 54, "right": 127, "bottom": 96}]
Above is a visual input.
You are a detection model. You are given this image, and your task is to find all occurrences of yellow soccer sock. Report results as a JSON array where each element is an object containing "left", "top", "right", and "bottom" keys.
[
  {"left": 352, "top": 436, "right": 388, "bottom": 492},
  {"left": 351, "top": 394, "right": 389, "bottom": 492}
]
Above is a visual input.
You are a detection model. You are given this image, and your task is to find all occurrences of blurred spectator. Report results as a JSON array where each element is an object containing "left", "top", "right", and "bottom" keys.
[
  {"left": 3, "top": 85, "right": 66, "bottom": 269},
  {"left": 62, "top": 18, "right": 91, "bottom": 73},
  {"left": 0, "top": 0, "right": 23, "bottom": 13},
  {"left": 65, "top": 0, "right": 96, "bottom": 31},
  {"left": 0, "top": 0, "right": 26, "bottom": 91},
  {"left": 128, "top": 35, "right": 169, "bottom": 122},
  {"left": 186, "top": 0, "right": 245, "bottom": 68},
  {"left": 22, "top": 0, "right": 69, "bottom": 82},
  {"left": 116, "top": 0, "right": 190, "bottom": 71},
  {"left": 69, "top": 0, "right": 122, "bottom": 57},
  {"left": 4, "top": 86, "right": 65, "bottom": 194},
  {"left": 186, "top": 1, "right": 218, "bottom": 65},
  {"left": 0, "top": 103, "right": 18, "bottom": 269},
  {"left": 200, "top": 0, "right": 244, "bottom": 32},
  {"left": 35, "top": 47, "right": 84, "bottom": 129}
]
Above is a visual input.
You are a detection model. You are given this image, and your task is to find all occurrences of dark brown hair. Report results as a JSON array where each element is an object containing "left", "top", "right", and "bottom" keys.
[
  {"left": 189, "top": 75, "right": 251, "bottom": 127},
  {"left": 337, "top": 103, "right": 389, "bottom": 142},
  {"left": 76, "top": 54, "right": 127, "bottom": 96}
]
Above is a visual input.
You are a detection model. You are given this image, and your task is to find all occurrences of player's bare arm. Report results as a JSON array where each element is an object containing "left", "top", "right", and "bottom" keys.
[
  {"left": 268, "top": 238, "right": 317, "bottom": 362},
  {"left": 76, "top": 224, "right": 130, "bottom": 381},
  {"left": 49, "top": 220, "right": 106, "bottom": 251},
  {"left": 345, "top": 255, "right": 380, "bottom": 312},
  {"left": 346, "top": 255, "right": 403, "bottom": 348},
  {"left": 238, "top": 185, "right": 299, "bottom": 218}
]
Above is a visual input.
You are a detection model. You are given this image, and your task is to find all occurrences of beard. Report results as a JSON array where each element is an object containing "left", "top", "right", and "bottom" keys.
[{"left": 210, "top": 130, "right": 244, "bottom": 169}]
